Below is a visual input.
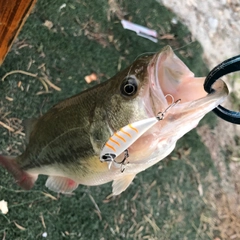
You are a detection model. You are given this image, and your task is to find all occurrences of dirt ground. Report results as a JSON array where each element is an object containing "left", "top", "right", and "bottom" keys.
[{"left": 159, "top": 1, "right": 240, "bottom": 239}]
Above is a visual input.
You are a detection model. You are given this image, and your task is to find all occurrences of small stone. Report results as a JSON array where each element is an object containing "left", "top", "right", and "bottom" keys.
[
  {"left": 0, "top": 200, "right": 8, "bottom": 214},
  {"left": 171, "top": 18, "right": 178, "bottom": 24},
  {"left": 208, "top": 17, "right": 218, "bottom": 31}
]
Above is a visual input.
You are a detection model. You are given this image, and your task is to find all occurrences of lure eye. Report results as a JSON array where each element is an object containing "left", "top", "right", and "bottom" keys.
[{"left": 120, "top": 76, "right": 138, "bottom": 97}]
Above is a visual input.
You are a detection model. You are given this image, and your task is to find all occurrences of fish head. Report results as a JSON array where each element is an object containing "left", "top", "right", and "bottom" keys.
[
  {"left": 103, "top": 45, "right": 228, "bottom": 162},
  {"left": 105, "top": 45, "right": 228, "bottom": 132},
  {"left": 145, "top": 45, "right": 229, "bottom": 140}
]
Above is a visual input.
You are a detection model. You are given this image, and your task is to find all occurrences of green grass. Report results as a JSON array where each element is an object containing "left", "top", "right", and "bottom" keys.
[{"left": 0, "top": 0, "right": 219, "bottom": 239}]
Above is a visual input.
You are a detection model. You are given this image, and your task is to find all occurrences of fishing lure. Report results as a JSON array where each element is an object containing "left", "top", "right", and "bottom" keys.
[{"left": 100, "top": 99, "right": 181, "bottom": 171}]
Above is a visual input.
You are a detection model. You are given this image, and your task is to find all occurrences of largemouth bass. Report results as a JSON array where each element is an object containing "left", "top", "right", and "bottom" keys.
[{"left": 0, "top": 46, "right": 228, "bottom": 195}]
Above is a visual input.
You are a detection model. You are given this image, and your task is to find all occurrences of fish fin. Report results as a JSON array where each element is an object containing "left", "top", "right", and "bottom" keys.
[
  {"left": 112, "top": 174, "right": 135, "bottom": 196},
  {"left": 45, "top": 176, "right": 78, "bottom": 193},
  {"left": 0, "top": 155, "right": 37, "bottom": 190},
  {"left": 22, "top": 118, "right": 38, "bottom": 143}
]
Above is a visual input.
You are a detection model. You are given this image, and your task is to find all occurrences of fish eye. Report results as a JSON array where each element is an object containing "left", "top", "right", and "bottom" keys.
[{"left": 120, "top": 76, "right": 138, "bottom": 97}]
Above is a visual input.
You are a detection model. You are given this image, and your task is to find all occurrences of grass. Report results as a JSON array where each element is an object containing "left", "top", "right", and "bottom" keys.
[{"left": 0, "top": 0, "right": 226, "bottom": 239}]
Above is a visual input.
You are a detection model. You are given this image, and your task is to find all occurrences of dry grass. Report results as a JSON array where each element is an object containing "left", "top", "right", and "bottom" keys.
[{"left": 197, "top": 123, "right": 240, "bottom": 240}]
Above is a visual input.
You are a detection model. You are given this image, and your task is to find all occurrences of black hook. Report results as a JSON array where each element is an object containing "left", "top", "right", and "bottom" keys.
[{"left": 204, "top": 55, "right": 240, "bottom": 124}]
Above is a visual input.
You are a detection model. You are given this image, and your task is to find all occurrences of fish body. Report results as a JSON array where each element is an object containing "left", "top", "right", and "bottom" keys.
[{"left": 0, "top": 46, "right": 229, "bottom": 195}]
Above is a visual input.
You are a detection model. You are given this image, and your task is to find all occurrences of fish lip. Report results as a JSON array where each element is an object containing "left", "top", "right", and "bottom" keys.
[
  {"left": 145, "top": 47, "right": 171, "bottom": 117},
  {"left": 151, "top": 45, "right": 181, "bottom": 107}
]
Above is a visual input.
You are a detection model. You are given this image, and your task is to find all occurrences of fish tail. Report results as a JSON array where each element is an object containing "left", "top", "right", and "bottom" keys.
[{"left": 0, "top": 155, "right": 37, "bottom": 190}]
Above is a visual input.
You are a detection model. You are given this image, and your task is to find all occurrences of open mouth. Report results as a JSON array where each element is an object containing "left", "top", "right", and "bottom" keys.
[
  {"left": 144, "top": 46, "right": 229, "bottom": 131},
  {"left": 155, "top": 46, "right": 208, "bottom": 101}
]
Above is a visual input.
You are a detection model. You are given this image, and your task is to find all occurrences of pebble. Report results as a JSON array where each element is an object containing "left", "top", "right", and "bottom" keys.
[
  {"left": 208, "top": 17, "right": 218, "bottom": 31},
  {"left": 42, "top": 232, "right": 47, "bottom": 238}
]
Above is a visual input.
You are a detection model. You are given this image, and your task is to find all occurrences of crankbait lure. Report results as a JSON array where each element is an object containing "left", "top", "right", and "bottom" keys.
[{"left": 100, "top": 99, "right": 181, "bottom": 171}]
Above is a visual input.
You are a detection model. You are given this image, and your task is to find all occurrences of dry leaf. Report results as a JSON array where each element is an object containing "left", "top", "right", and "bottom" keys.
[
  {"left": 84, "top": 73, "right": 98, "bottom": 83},
  {"left": 160, "top": 34, "right": 175, "bottom": 40},
  {"left": 0, "top": 200, "right": 8, "bottom": 214},
  {"left": 43, "top": 20, "right": 53, "bottom": 29}
]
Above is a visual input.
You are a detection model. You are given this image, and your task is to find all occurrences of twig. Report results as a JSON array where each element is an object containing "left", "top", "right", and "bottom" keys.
[
  {"left": 13, "top": 221, "right": 26, "bottom": 231},
  {"left": 144, "top": 215, "right": 160, "bottom": 233},
  {"left": 40, "top": 213, "right": 46, "bottom": 229},
  {"left": 41, "top": 191, "right": 57, "bottom": 200},
  {"left": 41, "top": 77, "right": 61, "bottom": 91},
  {"left": 1, "top": 70, "right": 61, "bottom": 92},
  {"left": 87, "top": 192, "right": 101, "bottom": 218},
  {"left": 2, "top": 230, "right": 6, "bottom": 240},
  {"left": 0, "top": 121, "right": 15, "bottom": 132},
  {"left": 38, "top": 77, "right": 49, "bottom": 92},
  {"left": 9, "top": 197, "right": 45, "bottom": 208},
  {"left": 1, "top": 70, "right": 37, "bottom": 81}
]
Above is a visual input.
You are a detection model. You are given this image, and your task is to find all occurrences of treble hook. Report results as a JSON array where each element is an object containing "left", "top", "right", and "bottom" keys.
[{"left": 156, "top": 99, "right": 181, "bottom": 121}]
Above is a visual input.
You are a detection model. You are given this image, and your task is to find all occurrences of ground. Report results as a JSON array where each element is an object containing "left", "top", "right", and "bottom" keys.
[
  {"left": 159, "top": 1, "right": 240, "bottom": 239},
  {"left": 0, "top": 0, "right": 239, "bottom": 239}
]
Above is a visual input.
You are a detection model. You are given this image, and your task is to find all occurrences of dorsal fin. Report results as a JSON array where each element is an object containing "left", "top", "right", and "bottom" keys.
[{"left": 22, "top": 118, "right": 38, "bottom": 143}]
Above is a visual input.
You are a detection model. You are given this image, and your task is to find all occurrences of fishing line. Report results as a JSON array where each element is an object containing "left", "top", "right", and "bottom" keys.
[
  {"left": 133, "top": 51, "right": 156, "bottom": 62},
  {"left": 172, "top": 40, "right": 195, "bottom": 52}
]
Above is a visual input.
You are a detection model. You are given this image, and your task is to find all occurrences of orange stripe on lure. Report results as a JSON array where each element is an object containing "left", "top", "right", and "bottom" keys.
[
  {"left": 109, "top": 137, "right": 120, "bottom": 146},
  {"left": 114, "top": 133, "right": 126, "bottom": 142},
  {"left": 105, "top": 143, "right": 116, "bottom": 152},
  {"left": 100, "top": 99, "right": 181, "bottom": 168},
  {"left": 128, "top": 124, "right": 138, "bottom": 133},
  {"left": 120, "top": 128, "right": 131, "bottom": 137}
]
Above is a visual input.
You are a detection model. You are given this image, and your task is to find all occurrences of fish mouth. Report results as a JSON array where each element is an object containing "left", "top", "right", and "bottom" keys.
[{"left": 146, "top": 45, "right": 229, "bottom": 133}]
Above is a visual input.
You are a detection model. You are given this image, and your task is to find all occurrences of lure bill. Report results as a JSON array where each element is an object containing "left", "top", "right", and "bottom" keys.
[{"left": 100, "top": 99, "right": 181, "bottom": 170}]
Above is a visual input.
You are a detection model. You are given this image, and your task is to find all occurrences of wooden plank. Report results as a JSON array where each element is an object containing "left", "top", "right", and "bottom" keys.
[{"left": 0, "top": 0, "right": 37, "bottom": 65}]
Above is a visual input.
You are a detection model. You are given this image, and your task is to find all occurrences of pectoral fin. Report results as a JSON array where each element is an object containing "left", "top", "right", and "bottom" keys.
[
  {"left": 45, "top": 176, "right": 78, "bottom": 193},
  {"left": 112, "top": 174, "right": 135, "bottom": 195}
]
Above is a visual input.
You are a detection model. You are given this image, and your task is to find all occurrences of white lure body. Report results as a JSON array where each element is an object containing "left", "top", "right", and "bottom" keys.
[{"left": 100, "top": 116, "right": 161, "bottom": 169}]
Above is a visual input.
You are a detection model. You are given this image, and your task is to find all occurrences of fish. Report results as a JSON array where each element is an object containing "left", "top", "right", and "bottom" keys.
[{"left": 0, "top": 46, "right": 229, "bottom": 196}]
